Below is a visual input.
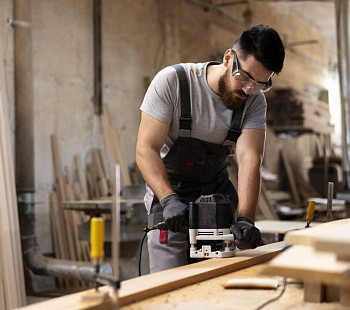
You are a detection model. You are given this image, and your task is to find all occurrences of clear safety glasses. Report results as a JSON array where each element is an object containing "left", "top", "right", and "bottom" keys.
[{"left": 231, "top": 49, "right": 273, "bottom": 93}]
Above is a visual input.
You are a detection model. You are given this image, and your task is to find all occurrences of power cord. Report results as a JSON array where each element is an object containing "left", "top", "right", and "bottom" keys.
[
  {"left": 138, "top": 232, "right": 148, "bottom": 276},
  {"left": 254, "top": 278, "right": 287, "bottom": 310}
]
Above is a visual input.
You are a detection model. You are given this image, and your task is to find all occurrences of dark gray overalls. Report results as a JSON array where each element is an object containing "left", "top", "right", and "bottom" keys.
[{"left": 146, "top": 64, "right": 243, "bottom": 273}]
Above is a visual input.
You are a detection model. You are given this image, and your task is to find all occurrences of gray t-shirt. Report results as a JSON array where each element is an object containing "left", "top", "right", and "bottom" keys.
[{"left": 140, "top": 62, "right": 267, "bottom": 158}]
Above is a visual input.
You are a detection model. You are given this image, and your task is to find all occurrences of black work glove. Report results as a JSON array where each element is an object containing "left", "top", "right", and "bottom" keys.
[
  {"left": 231, "top": 216, "right": 261, "bottom": 250},
  {"left": 160, "top": 194, "right": 188, "bottom": 233}
]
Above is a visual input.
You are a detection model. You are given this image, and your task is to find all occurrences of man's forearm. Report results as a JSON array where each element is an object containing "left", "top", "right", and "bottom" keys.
[
  {"left": 136, "top": 148, "right": 174, "bottom": 201},
  {"left": 237, "top": 157, "right": 261, "bottom": 221}
]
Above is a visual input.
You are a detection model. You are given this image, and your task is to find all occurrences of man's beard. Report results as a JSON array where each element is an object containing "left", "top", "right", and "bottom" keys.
[{"left": 218, "top": 68, "right": 249, "bottom": 111}]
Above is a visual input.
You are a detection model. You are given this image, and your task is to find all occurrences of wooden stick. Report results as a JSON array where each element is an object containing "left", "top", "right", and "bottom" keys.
[
  {"left": 87, "top": 163, "right": 100, "bottom": 198},
  {"left": 93, "top": 148, "right": 109, "bottom": 197},
  {"left": 51, "top": 135, "right": 66, "bottom": 201},
  {"left": 50, "top": 191, "right": 69, "bottom": 260},
  {"left": 101, "top": 104, "right": 132, "bottom": 187},
  {"left": 74, "top": 154, "right": 89, "bottom": 200}
]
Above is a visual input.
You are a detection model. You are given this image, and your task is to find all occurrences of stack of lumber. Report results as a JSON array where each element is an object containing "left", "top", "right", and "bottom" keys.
[
  {"left": 262, "top": 218, "right": 350, "bottom": 305},
  {"left": 50, "top": 135, "right": 93, "bottom": 288},
  {"left": 49, "top": 105, "right": 139, "bottom": 287},
  {"left": 0, "top": 87, "right": 26, "bottom": 306},
  {"left": 266, "top": 87, "right": 334, "bottom": 134}
]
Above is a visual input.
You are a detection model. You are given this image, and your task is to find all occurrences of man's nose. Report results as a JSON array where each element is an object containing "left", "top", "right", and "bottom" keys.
[{"left": 242, "top": 86, "right": 253, "bottom": 95}]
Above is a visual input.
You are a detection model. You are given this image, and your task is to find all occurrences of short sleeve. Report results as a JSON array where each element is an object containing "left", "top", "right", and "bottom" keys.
[
  {"left": 241, "top": 93, "right": 267, "bottom": 130},
  {"left": 140, "top": 66, "right": 178, "bottom": 124}
]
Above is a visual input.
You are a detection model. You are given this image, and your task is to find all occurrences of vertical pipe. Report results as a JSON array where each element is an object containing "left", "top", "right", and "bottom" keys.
[
  {"left": 326, "top": 182, "right": 334, "bottom": 222},
  {"left": 93, "top": 0, "right": 102, "bottom": 115},
  {"left": 335, "top": 0, "right": 350, "bottom": 190},
  {"left": 112, "top": 164, "right": 120, "bottom": 308},
  {"left": 14, "top": 0, "right": 34, "bottom": 193}
]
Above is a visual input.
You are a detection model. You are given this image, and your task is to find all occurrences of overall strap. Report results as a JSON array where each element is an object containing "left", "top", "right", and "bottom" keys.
[
  {"left": 172, "top": 64, "right": 191, "bottom": 137},
  {"left": 223, "top": 106, "right": 244, "bottom": 145}
]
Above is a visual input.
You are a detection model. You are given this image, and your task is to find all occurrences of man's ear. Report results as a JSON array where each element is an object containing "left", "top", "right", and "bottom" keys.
[{"left": 223, "top": 49, "right": 232, "bottom": 67}]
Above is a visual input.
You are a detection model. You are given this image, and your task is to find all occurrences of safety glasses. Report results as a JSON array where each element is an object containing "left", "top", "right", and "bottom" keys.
[{"left": 231, "top": 49, "right": 273, "bottom": 93}]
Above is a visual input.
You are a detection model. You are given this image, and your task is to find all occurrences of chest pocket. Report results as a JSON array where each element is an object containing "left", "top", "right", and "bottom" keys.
[{"left": 177, "top": 144, "right": 207, "bottom": 165}]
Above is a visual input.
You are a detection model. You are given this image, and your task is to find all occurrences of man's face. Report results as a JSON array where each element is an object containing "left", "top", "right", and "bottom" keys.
[
  {"left": 218, "top": 66, "right": 249, "bottom": 111},
  {"left": 218, "top": 50, "right": 273, "bottom": 111}
]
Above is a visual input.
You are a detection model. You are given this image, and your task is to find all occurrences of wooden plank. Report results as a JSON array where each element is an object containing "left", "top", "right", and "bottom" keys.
[
  {"left": 284, "top": 218, "right": 350, "bottom": 247},
  {"left": 119, "top": 242, "right": 284, "bottom": 306},
  {"left": 262, "top": 244, "right": 350, "bottom": 287}
]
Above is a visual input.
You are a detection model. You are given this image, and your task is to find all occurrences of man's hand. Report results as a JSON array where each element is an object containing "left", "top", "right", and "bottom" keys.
[
  {"left": 161, "top": 194, "right": 188, "bottom": 233},
  {"left": 231, "top": 217, "right": 261, "bottom": 250}
]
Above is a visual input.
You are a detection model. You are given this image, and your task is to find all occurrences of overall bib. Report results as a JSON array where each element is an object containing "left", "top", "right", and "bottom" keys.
[{"left": 146, "top": 64, "right": 244, "bottom": 273}]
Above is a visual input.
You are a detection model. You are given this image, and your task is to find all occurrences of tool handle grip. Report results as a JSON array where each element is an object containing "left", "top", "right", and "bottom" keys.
[
  {"left": 90, "top": 217, "right": 105, "bottom": 259},
  {"left": 306, "top": 201, "right": 316, "bottom": 222}
]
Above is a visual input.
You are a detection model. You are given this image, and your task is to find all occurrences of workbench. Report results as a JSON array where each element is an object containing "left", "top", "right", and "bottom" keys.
[
  {"left": 121, "top": 264, "right": 348, "bottom": 310},
  {"left": 15, "top": 240, "right": 349, "bottom": 310}
]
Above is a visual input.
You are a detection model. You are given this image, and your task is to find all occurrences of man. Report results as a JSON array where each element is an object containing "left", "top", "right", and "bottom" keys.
[{"left": 136, "top": 24, "right": 285, "bottom": 273}]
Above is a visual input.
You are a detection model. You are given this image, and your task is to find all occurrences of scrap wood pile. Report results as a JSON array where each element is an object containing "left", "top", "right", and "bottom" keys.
[
  {"left": 265, "top": 87, "right": 333, "bottom": 134},
  {"left": 50, "top": 104, "right": 140, "bottom": 288}
]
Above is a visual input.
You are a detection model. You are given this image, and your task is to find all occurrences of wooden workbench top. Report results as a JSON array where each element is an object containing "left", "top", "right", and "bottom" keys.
[{"left": 122, "top": 264, "right": 349, "bottom": 310}]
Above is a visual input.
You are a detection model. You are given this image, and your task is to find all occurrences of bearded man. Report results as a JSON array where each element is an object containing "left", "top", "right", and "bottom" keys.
[{"left": 136, "top": 24, "right": 285, "bottom": 273}]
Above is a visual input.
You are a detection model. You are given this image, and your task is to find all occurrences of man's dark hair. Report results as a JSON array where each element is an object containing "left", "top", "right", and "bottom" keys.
[{"left": 234, "top": 24, "right": 285, "bottom": 74}]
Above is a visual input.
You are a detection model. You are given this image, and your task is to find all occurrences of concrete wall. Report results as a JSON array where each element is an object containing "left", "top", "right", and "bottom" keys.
[{"left": 0, "top": 0, "right": 338, "bottom": 253}]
